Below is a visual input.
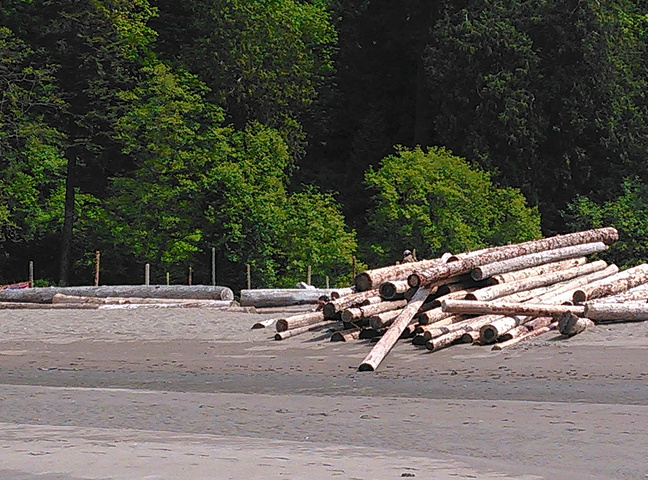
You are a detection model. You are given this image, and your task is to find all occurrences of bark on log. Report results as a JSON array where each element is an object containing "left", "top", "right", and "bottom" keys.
[
  {"left": 358, "top": 285, "right": 432, "bottom": 371},
  {"left": 251, "top": 318, "right": 277, "bottom": 329},
  {"left": 330, "top": 327, "right": 361, "bottom": 342},
  {"left": 379, "top": 280, "right": 415, "bottom": 300},
  {"left": 323, "top": 289, "right": 380, "bottom": 319},
  {"left": 557, "top": 312, "right": 595, "bottom": 336},
  {"left": 368, "top": 309, "right": 403, "bottom": 330},
  {"left": 459, "top": 330, "right": 481, "bottom": 344},
  {"left": 0, "top": 285, "right": 235, "bottom": 303},
  {"left": 491, "top": 323, "right": 556, "bottom": 350},
  {"left": 583, "top": 301, "right": 648, "bottom": 322},
  {"left": 240, "top": 288, "right": 336, "bottom": 307},
  {"left": 470, "top": 243, "right": 608, "bottom": 281},
  {"left": 341, "top": 299, "right": 408, "bottom": 323},
  {"left": 589, "top": 284, "right": 648, "bottom": 303},
  {"left": 531, "top": 264, "right": 620, "bottom": 304},
  {"left": 354, "top": 257, "right": 448, "bottom": 291},
  {"left": 441, "top": 299, "right": 586, "bottom": 318},
  {"left": 275, "top": 311, "right": 326, "bottom": 332},
  {"left": 572, "top": 263, "right": 648, "bottom": 304},
  {"left": 416, "top": 307, "right": 456, "bottom": 325},
  {"left": 465, "top": 260, "right": 608, "bottom": 302},
  {"left": 274, "top": 321, "right": 339, "bottom": 340},
  {"left": 51, "top": 293, "right": 236, "bottom": 307},
  {"left": 479, "top": 315, "right": 526, "bottom": 344},
  {"left": 488, "top": 257, "right": 588, "bottom": 284},
  {"left": 409, "top": 227, "right": 618, "bottom": 288}
]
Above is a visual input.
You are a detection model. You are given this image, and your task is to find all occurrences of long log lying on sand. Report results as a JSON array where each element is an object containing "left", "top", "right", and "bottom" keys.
[
  {"left": 358, "top": 285, "right": 432, "bottom": 371},
  {"left": 584, "top": 301, "right": 648, "bottom": 322},
  {"left": 442, "top": 299, "right": 586, "bottom": 318},
  {"left": 557, "top": 312, "right": 595, "bottom": 336},
  {"left": 323, "top": 289, "right": 380, "bottom": 319},
  {"left": 572, "top": 263, "right": 648, "bottom": 304},
  {"left": 0, "top": 302, "right": 98, "bottom": 310},
  {"left": 488, "top": 257, "right": 588, "bottom": 284},
  {"left": 275, "top": 311, "right": 326, "bottom": 332},
  {"left": 251, "top": 318, "right": 277, "bottom": 329},
  {"left": 470, "top": 243, "right": 608, "bottom": 281},
  {"left": 491, "top": 323, "right": 557, "bottom": 350},
  {"left": 274, "top": 321, "right": 340, "bottom": 340},
  {"left": 0, "top": 285, "right": 235, "bottom": 303},
  {"left": 354, "top": 256, "right": 449, "bottom": 292},
  {"left": 51, "top": 293, "right": 237, "bottom": 307},
  {"left": 409, "top": 227, "right": 618, "bottom": 288},
  {"left": 240, "top": 288, "right": 337, "bottom": 307},
  {"left": 341, "top": 299, "right": 408, "bottom": 323},
  {"left": 465, "top": 260, "right": 608, "bottom": 302}
]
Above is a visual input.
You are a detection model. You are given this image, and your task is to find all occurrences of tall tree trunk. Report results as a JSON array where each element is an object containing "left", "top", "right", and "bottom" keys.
[{"left": 59, "top": 155, "right": 77, "bottom": 286}]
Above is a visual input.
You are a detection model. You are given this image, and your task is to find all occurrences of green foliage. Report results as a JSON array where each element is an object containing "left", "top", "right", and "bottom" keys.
[
  {"left": 364, "top": 146, "right": 542, "bottom": 266},
  {"left": 564, "top": 177, "right": 648, "bottom": 268}
]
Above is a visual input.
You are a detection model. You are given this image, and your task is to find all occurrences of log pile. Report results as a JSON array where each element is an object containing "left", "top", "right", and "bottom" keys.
[{"left": 258, "top": 227, "right": 648, "bottom": 371}]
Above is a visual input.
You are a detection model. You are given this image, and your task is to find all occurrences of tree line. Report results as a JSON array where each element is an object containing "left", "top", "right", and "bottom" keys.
[{"left": 1, "top": 0, "right": 647, "bottom": 290}]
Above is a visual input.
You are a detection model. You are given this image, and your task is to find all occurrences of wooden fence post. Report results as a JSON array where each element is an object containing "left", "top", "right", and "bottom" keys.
[
  {"left": 144, "top": 263, "right": 150, "bottom": 286},
  {"left": 94, "top": 251, "right": 100, "bottom": 286}
]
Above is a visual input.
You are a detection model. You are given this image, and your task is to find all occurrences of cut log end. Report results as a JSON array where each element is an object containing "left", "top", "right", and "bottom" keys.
[
  {"left": 480, "top": 326, "right": 498, "bottom": 344},
  {"left": 354, "top": 273, "right": 373, "bottom": 292},
  {"left": 358, "top": 363, "right": 375, "bottom": 372},
  {"left": 275, "top": 319, "right": 289, "bottom": 332}
]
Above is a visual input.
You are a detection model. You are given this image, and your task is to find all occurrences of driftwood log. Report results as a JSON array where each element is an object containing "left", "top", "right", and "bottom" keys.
[
  {"left": 583, "top": 301, "right": 648, "bottom": 322},
  {"left": 274, "top": 320, "right": 340, "bottom": 340},
  {"left": 470, "top": 243, "right": 608, "bottom": 281},
  {"left": 479, "top": 315, "right": 527, "bottom": 344},
  {"left": 240, "top": 288, "right": 337, "bottom": 307},
  {"left": 409, "top": 227, "right": 618, "bottom": 288},
  {"left": 341, "top": 299, "right": 408, "bottom": 323},
  {"left": 354, "top": 257, "right": 448, "bottom": 292},
  {"left": 368, "top": 309, "right": 403, "bottom": 330},
  {"left": 323, "top": 289, "right": 380, "bottom": 319},
  {"left": 0, "top": 285, "right": 235, "bottom": 303},
  {"left": 0, "top": 302, "right": 97, "bottom": 310},
  {"left": 358, "top": 285, "right": 432, "bottom": 371},
  {"left": 487, "top": 257, "right": 588, "bottom": 284},
  {"left": 491, "top": 323, "right": 556, "bottom": 350},
  {"left": 330, "top": 328, "right": 362, "bottom": 342},
  {"left": 251, "top": 318, "right": 277, "bottom": 329},
  {"left": 275, "top": 311, "right": 326, "bottom": 332},
  {"left": 379, "top": 280, "right": 415, "bottom": 300},
  {"left": 572, "top": 263, "right": 648, "bottom": 304},
  {"left": 557, "top": 312, "right": 595, "bottom": 336},
  {"left": 52, "top": 293, "right": 236, "bottom": 307},
  {"left": 441, "top": 299, "right": 586, "bottom": 318}
]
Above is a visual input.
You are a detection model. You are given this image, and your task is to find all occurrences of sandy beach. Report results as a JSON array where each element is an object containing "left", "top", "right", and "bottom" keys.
[{"left": 0, "top": 308, "right": 646, "bottom": 479}]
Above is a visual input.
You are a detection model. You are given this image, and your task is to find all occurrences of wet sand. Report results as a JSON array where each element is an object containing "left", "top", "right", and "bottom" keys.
[{"left": 0, "top": 308, "right": 646, "bottom": 479}]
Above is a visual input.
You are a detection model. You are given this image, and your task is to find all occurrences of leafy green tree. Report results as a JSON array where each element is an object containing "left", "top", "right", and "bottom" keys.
[
  {"left": 564, "top": 177, "right": 648, "bottom": 268},
  {"left": 363, "top": 146, "right": 542, "bottom": 266},
  {"left": 0, "top": 26, "right": 68, "bottom": 282}
]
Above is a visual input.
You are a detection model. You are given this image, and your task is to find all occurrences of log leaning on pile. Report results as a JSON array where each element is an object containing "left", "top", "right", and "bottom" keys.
[
  {"left": 572, "top": 263, "right": 648, "bottom": 303},
  {"left": 0, "top": 285, "right": 235, "bottom": 303},
  {"left": 408, "top": 227, "right": 618, "bottom": 288},
  {"left": 358, "top": 285, "right": 433, "bottom": 371}
]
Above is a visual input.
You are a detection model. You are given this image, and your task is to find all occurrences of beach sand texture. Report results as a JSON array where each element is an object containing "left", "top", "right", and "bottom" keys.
[{"left": 0, "top": 308, "right": 646, "bottom": 479}]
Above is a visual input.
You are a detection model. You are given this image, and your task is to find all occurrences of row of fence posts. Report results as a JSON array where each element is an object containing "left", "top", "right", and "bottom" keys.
[{"left": 29, "top": 251, "right": 359, "bottom": 289}]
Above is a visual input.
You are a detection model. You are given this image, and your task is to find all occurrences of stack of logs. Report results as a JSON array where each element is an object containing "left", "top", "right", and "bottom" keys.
[{"left": 262, "top": 227, "right": 648, "bottom": 371}]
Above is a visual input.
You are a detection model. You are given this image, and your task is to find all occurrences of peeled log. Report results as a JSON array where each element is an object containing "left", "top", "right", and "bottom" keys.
[
  {"left": 358, "top": 285, "right": 432, "bottom": 371},
  {"left": 274, "top": 321, "right": 339, "bottom": 340},
  {"left": 323, "top": 289, "right": 380, "bottom": 319},
  {"left": 479, "top": 315, "right": 526, "bottom": 344},
  {"left": 425, "top": 315, "right": 498, "bottom": 349},
  {"left": 341, "top": 299, "right": 408, "bottom": 323},
  {"left": 0, "top": 285, "right": 234, "bottom": 303},
  {"left": 52, "top": 293, "right": 236, "bottom": 307},
  {"left": 441, "top": 299, "right": 586, "bottom": 318},
  {"left": 379, "top": 280, "right": 414, "bottom": 300},
  {"left": 572, "top": 263, "right": 648, "bottom": 304},
  {"left": 459, "top": 330, "right": 481, "bottom": 344},
  {"left": 491, "top": 323, "right": 556, "bottom": 350},
  {"left": 330, "top": 287, "right": 356, "bottom": 299},
  {"left": 240, "top": 288, "right": 336, "bottom": 307},
  {"left": 276, "top": 311, "right": 326, "bottom": 332},
  {"left": 331, "top": 328, "right": 361, "bottom": 342},
  {"left": 496, "top": 325, "right": 530, "bottom": 342},
  {"left": 584, "top": 302, "right": 648, "bottom": 322},
  {"left": 488, "top": 257, "right": 588, "bottom": 284},
  {"left": 465, "top": 260, "right": 608, "bottom": 302},
  {"left": 354, "top": 256, "right": 449, "bottom": 292},
  {"left": 470, "top": 243, "right": 608, "bottom": 281},
  {"left": 532, "top": 264, "right": 620, "bottom": 304},
  {"left": 368, "top": 309, "right": 403, "bottom": 330},
  {"left": 409, "top": 227, "right": 618, "bottom": 288},
  {"left": 558, "top": 312, "right": 595, "bottom": 336}
]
